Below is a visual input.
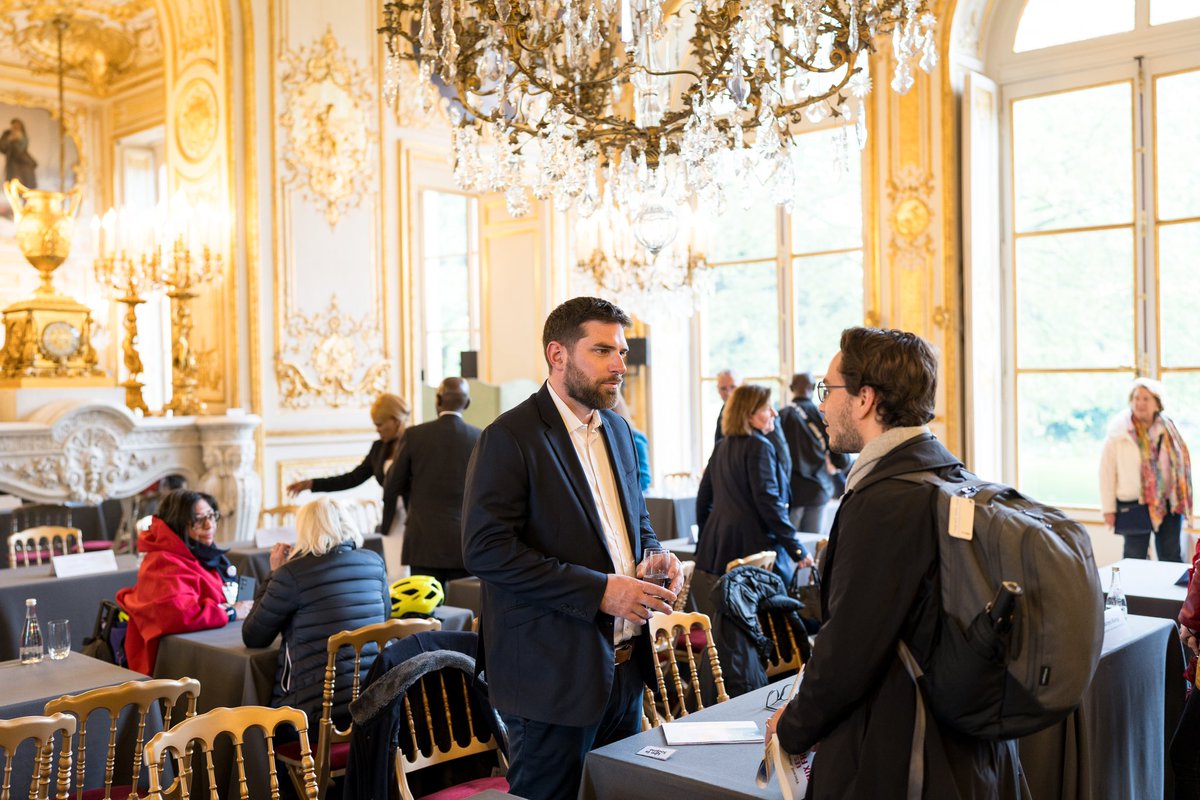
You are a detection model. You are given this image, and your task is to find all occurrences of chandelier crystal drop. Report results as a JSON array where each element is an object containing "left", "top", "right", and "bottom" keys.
[{"left": 380, "top": 0, "right": 937, "bottom": 216}]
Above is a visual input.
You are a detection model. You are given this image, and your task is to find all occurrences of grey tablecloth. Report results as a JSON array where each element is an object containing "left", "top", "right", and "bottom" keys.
[
  {"left": 446, "top": 578, "right": 482, "bottom": 616},
  {"left": 646, "top": 496, "right": 697, "bottom": 542},
  {"left": 0, "top": 654, "right": 162, "bottom": 799},
  {"left": 433, "top": 605, "right": 474, "bottom": 631},
  {"left": 0, "top": 554, "right": 140, "bottom": 660},
  {"left": 1020, "top": 614, "right": 1182, "bottom": 800},
  {"left": 226, "top": 533, "right": 387, "bottom": 583},
  {"left": 1100, "top": 558, "right": 1189, "bottom": 620}
]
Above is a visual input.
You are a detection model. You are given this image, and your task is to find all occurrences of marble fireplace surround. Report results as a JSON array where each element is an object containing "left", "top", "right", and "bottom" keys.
[{"left": 0, "top": 400, "right": 262, "bottom": 543}]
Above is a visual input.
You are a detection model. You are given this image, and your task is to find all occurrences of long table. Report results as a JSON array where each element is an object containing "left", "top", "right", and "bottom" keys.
[
  {"left": 0, "top": 554, "right": 140, "bottom": 660},
  {"left": 582, "top": 614, "right": 1182, "bottom": 800},
  {"left": 646, "top": 496, "right": 697, "bottom": 542},
  {"left": 0, "top": 653, "right": 163, "bottom": 799},
  {"left": 1100, "top": 558, "right": 1189, "bottom": 620}
]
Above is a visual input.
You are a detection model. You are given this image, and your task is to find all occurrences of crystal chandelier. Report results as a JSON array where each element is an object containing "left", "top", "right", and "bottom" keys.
[
  {"left": 379, "top": 0, "right": 937, "bottom": 218},
  {"left": 575, "top": 193, "right": 710, "bottom": 321}
]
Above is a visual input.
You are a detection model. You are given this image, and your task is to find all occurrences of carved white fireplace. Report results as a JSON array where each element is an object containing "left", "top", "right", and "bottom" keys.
[{"left": 0, "top": 399, "right": 262, "bottom": 543}]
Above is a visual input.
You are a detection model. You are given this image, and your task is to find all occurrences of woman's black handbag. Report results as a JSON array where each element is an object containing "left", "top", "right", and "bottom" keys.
[
  {"left": 1115, "top": 500, "right": 1154, "bottom": 534},
  {"left": 789, "top": 566, "right": 823, "bottom": 633},
  {"left": 80, "top": 599, "right": 127, "bottom": 667}
]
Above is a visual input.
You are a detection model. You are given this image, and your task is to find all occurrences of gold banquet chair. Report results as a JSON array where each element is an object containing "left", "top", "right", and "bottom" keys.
[
  {"left": 0, "top": 713, "right": 76, "bottom": 800},
  {"left": 642, "top": 611, "right": 729, "bottom": 728},
  {"left": 44, "top": 677, "right": 200, "bottom": 800},
  {"left": 8, "top": 526, "right": 84, "bottom": 568},
  {"left": 759, "top": 608, "right": 808, "bottom": 678},
  {"left": 279, "top": 618, "right": 441, "bottom": 800},
  {"left": 343, "top": 499, "right": 383, "bottom": 537},
  {"left": 671, "top": 560, "right": 697, "bottom": 612},
  {"left": 256, "top": 506, "right": 299, "bottom": 531},
  {"left": 725, "top": 550, "right": 776, "bottom": 574},
  {"left": 142, "top": 707, "right": 319, "bottom": 800}
]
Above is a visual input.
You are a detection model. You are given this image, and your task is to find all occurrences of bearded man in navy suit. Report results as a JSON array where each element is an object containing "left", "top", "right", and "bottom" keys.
[{"left": 463, "top": 296, "right": 684, "bottom": 800}]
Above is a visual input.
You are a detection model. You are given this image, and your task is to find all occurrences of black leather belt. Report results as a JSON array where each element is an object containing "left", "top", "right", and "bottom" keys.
[{"left": 614, "top": 641, "right": 634, "bottom": 665}]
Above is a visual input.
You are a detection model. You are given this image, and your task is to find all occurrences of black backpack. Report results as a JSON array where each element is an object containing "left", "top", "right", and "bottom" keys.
[{"left": 80, "top": 599, "right": 128, "bottom": 667}]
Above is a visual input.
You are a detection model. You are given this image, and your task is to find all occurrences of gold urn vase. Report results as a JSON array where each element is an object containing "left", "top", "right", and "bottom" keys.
[{"left": 0, "top": 178, "right": 105, "bottom": 386}]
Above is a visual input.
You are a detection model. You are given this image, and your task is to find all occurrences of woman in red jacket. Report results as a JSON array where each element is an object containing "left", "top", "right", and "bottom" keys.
[{"left": 117, "top": 490, "right": 251, "bottom": 674}]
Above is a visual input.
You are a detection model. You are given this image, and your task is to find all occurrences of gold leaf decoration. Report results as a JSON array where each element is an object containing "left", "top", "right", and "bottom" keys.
[
  {"left": 278, "top": 26, "right": 373, "bottom": 227},
  {"left": 275, "top": 295, "right": 389, "bottom": 409},
  {"left": 176, "top": 78, "right": 218, "bottom": 162}
]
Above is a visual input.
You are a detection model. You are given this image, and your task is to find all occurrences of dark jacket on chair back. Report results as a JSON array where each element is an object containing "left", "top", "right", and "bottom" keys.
[{"left": 241, "top": 543, "right": 389, "bottom": 725}]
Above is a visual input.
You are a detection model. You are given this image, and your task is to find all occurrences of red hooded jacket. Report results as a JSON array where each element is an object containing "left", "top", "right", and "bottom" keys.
[{"left": 116, "top": 517, "right": 231, "bottom": 675}]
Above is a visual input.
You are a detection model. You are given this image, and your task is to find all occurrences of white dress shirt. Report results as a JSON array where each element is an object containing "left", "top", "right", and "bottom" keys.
[{"left": 547, "top": 382, "right": 639, "bottom": 644}]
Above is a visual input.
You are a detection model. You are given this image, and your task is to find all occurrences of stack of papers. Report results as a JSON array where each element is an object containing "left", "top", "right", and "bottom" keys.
[{"left": 661, "top": 721, "right": 763, "bottom": 745}]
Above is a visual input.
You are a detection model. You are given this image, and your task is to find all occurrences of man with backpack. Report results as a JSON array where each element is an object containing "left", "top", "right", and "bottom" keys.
[
  {"left": 765, "top": 327, "right": 1028, "bottom": 799},
  {"left": 778, "top": 371, "right": 850, "bottom": 533}
]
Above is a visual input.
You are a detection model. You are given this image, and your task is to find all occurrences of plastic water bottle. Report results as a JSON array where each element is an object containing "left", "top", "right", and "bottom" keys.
[
  {"left": 20, "top": 598, "right": 44, "bottom": 664},
  {"left": 1105, "top": 566, "right": 1128, "bottom": 623}
]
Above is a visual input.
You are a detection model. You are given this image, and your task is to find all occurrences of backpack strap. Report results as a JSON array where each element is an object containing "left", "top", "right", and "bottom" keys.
[{"left": 896, "top": 640, "right": 927, "bottom": 800}]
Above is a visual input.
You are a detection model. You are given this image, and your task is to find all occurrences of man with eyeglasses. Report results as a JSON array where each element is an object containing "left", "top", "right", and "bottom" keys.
[{"left": 764, "top": 328, "right": 1025, "bottom": 799}]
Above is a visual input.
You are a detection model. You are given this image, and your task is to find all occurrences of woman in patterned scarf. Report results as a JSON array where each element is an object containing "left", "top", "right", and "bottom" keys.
[{"left": 1099, "top": 377, "right": 1193, "bottom": 561}]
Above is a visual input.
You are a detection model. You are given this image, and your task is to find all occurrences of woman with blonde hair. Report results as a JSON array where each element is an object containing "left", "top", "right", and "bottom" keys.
[
  {"left": 286, "top": 393, "right": 410, "bottom": 574},
  {"left": 241, "top": 496, "right": 389, "bottom": 729},
  {"left": 1100, "top": 377, "right": 1192, "bottom": 561}
]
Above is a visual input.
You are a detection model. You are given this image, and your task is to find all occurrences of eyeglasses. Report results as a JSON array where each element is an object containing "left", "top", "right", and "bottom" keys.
[
  {"left": 191, "top": 512, "right": 221, "bottom": 526},
  {"left": 764, "top": 686, "right": 791, "bottom": 711},
  {"left": 816, "top": 380, "right": 849, "bottom": 402}
]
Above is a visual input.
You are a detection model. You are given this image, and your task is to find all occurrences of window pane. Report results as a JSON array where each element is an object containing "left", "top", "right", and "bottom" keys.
[
  {"left": 1155, "top": 69, "right": 1200, "bottom": 221},
  {"left": 1015, "top": 229, "right": 1134, "bottom": 369},
  {"left": 1159, "top": 222, "right": 1200, "bottom": 368},
  {"left": 790, "top": 127, "right": 862, "bottom": 254},
  {"left": 1017, "top": 372, "right": 1133, "bottom": 507},
  {"left": 422, "top": 192, "right": 468, "bottom": 257},
  {"left": 1160, "top": 372, "right": 1200, "bottom": 457},
  {"left": 425, "top": 254, "right": 469, "bottom": 332},
  {"left": 792, "top": 251, "right": 863, "bottom": 373},
  {"left": 699, "top": 261, "right": 780, "bottom": 376},
  {"left": 1014, "top": 0, "right": 1133, "bottom": 52},
  {"left": 708, "top": 202, "right": 777, "bottom": 263},
  {"left": 1151, "top": 0, "right": 1200, "bottom": 25},
  {"left": 421, "top": 190, "right": 473, "bottom": 386},
  {"left": 1012, "top": 83, "right": 1132, "bottom": 232}
]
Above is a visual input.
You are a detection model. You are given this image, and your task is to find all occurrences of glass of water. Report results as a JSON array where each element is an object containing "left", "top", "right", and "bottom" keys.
[{"left": 47, "top": 619, "right": 70, "bottom": 660}]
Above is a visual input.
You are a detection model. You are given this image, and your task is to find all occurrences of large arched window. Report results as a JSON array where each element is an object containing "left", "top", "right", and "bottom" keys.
[{"left": 987, "top": 0, "right": 1200, "bottom": 509}]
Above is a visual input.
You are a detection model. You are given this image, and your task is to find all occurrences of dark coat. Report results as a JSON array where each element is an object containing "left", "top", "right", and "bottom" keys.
[
  {"left": 461, "top": 383, "right": 661, "bottom": 727},
  {"left": 694, "top": 433, "right": 803, "bottom": 575},
  {"left": 240, "top": 543, "right": 389, "bottom": 725},
  {"left": 309, "top": 438, "right": 395, "bottom": 494},
  {"left": 776, "top": 434, "right": 1026, "bottom": 800},
  {"left": 778, "top": 397, "right": 850, "bottom": 507},
  {"left": 380, "top": 413, "right": 482, "bottom": 566}
]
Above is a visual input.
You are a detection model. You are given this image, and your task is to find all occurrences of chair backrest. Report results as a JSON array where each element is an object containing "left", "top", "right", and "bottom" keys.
[
  {"left": 642, "top": 612, "right": 729, "bottom": 727},
  {"left": 813, "top": 538, "right": 829, "bottom": 569},
  {"left": 45, "top": 677, "right": 200, "bottom": 800},
  {"left": 671, "top": 560, "right": 696, "bottom": 612},
  {"left": 313, "top": 619, "right": 441, "bottom": 792},
  {"left": 725, "top": 550, "right": 776, "bottom": 574},
  {"left": 342, "top": 499, "right": 383, "bottom": 537},
  {"left": 142, "top": 706, "right": 318, "bottom": 800},
  {"left": 0, "top": 713, "right": 76, "bottom": 800},
  {"left": 257, "top": 506, "right": 299, "bottom": 531},
  {"left": 8, "top": 526, "right": 84, "bottom": 568},
  {"left": 8, "top": 504, "right": 73, "bottom": 534},
  {"left": 758, "top": 609, "right": 807, "bottom": 678},
  {"left": 393, "top": 656, "right": 504, "bottom": 800}
]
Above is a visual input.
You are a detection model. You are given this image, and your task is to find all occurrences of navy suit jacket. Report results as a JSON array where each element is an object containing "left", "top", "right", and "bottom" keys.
[{"left": 461, "top": 383, "right": 660, "bottom": 727}]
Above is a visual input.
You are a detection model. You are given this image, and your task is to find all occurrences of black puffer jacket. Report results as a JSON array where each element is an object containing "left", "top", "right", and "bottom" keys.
[{"left": 241, "top": 543, "right": 389, "bottom": 724}]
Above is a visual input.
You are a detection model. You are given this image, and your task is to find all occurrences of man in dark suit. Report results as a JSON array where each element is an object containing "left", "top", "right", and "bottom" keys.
[
  {"left": 381, "top": 377, "right": 481, "bottom": 586},
  {"left": 463, "top": 297, "right": 684, "bottom": 800},
  {"left": 778, "top": 372, "right": 850, "bottom": 532}
]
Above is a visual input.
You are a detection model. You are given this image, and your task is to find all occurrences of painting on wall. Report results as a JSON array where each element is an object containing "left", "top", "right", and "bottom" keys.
[{"left": 0, "top": 100, "right": 81, "bottom": 225}]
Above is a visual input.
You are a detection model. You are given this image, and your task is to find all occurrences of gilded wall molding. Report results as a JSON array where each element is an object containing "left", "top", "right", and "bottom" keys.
[
  {"left": 276, "top": 455, "right": 363, "bottom": 503},
  {"left": 278, "top": 26, "right": 373, "bottom": 228},
  {"left": 275, "top": 295, "right": 390, "bottom": 409},
  {"left": 175, "top": 77, "right": 218, "bottom": 162},
  {"left": 886, "top": 165, "right": 936, "bottom": 273}
]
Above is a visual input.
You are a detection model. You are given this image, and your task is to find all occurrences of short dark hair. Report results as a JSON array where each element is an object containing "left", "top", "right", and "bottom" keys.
[
  {"left": 155, "top": 489, "right": 219, "bottom": 540},
  {"left": 838, "top": 327, "right": 937, "bottom": 428},
  {"left": 542, "top": 297, "right": 632, "bottom": 368}
]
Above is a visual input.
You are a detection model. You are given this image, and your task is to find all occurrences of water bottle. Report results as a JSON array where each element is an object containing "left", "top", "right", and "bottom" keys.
[
  {"left": 20, "top": 598, "right": 44, "bottom": 664},
  {"left": 1105, "top": 566, "right": 1128, "bottom": 623}
]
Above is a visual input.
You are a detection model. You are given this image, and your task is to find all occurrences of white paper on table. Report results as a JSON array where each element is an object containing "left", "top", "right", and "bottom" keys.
[
  {"left": 52, "top": 549, "right": 119, "bottom": 578},
  {"left": 254, "top": 527, "right": 297, "bottom": 547},
  {"left": 661, "top": 720, "right": 763, "bottom": 745}
]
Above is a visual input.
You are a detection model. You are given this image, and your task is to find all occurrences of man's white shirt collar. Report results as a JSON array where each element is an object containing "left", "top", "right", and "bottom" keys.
[
  {"left": 546, "top": 381, "right": 603, "bottom": 434},
  {"left": 437, "top": 410, "right": 463, "bottom": 417}
]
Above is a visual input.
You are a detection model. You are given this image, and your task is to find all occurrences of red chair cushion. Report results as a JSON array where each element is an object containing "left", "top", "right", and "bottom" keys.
[
  {"left": 83, "top": 541, "right": 114, "bottom": 552},
  {"left": 277, "top": 740, "right": 350, "bottom": 771},
  {"left": 82, "top": 785, "right": 136, "bottom": 800},
  {"left": 675, "top": 629, "right": 709, "bottom": 652},
  {"left": 418, "top": 775, "right": 510, "bottom": 800}
]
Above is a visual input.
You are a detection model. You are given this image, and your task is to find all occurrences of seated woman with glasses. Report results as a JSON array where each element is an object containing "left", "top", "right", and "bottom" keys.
[
  {"left": 241, "top": 496, "right": 389, "bottom": 736},
  {"left": 117, "top": 489, "right": 249, "bottom": 674},
  {"left": 692, "top": 384, "right": 813, "bottom": 616}
]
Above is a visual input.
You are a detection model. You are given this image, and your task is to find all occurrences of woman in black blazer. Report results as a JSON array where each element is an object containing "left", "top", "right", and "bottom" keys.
[
  {"left": 695, "top": 384, "right": 810, "bottom": 592},
  {"left": 286, "top": 393, "right": 411, "bottom": 497}
]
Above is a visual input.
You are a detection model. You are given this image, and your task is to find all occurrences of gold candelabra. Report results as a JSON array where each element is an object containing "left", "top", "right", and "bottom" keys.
[
  {"left": 93, "top": 250, "right": 160, "bottom": 414},
  {"left": 160, "top": 236, "right": 220, "bottom": 416}
]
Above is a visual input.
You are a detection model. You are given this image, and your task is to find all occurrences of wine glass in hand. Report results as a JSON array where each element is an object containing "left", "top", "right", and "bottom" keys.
[{"left": 640, "top": 548, "right": 672, "bottom": 590}]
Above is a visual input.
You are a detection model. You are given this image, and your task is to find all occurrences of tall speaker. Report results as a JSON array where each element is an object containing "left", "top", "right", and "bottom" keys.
[
  {"left": 460, "top": 350, "right": 479, "bottom": 379},
  {"left": 626, "top": 337, "right": 648, "bottom": 367}
]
